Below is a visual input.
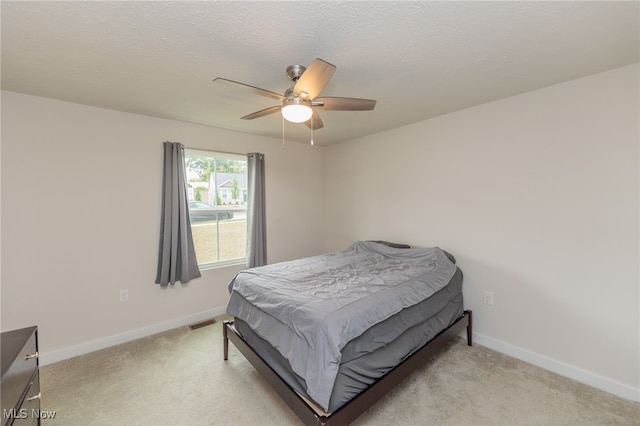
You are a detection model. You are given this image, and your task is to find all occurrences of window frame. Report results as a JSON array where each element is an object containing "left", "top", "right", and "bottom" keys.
[{"left": 184, "top": 148, "right": 247, "bottom": 269}]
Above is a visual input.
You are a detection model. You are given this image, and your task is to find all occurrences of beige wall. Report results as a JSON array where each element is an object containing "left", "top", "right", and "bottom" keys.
[
  {"left": 0, "top": 91, "right": 325, "bottom": 361},
  {"left": 323, "top": 64, "right": 639, "bottom": 399}
]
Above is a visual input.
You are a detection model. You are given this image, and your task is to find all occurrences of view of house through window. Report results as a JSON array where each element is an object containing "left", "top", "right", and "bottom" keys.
[{"left": 184, "top": 149, "right": 247, "bottom": 267}]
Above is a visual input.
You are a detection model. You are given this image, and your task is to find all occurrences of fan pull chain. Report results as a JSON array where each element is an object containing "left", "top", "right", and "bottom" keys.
[
  {"left": 310, "top": 115, "right": 314, "bottom": 146},
  {"left": 282, "top": 114, "right": 286, "bottom": 150}
]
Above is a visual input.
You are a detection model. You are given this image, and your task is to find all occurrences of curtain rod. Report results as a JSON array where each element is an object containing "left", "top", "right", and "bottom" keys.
[{"left": 184, "top": 146, "right": 247, "bottom": 157}]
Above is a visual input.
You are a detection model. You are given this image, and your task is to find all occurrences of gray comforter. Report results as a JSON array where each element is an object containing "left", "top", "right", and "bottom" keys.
[{"left": 226, "top": 241, "right": 457, "bottom": 411}]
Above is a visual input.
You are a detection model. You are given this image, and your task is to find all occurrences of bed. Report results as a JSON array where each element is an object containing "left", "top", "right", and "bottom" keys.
[{"left": 224, "top": 241, "right": 472, "bottom": 425}]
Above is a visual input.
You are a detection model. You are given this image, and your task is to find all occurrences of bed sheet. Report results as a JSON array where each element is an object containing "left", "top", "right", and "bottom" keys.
[
  {"left": 227, "top": 241, "right": 458, "bottom": 410},
  {"left": 235, "top": 278, "right": 463, "bottom": 412}
]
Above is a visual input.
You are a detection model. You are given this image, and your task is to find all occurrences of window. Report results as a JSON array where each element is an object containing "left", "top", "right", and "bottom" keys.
[{"left": 184, "top": 149, "right": 247, "bottom": 268}]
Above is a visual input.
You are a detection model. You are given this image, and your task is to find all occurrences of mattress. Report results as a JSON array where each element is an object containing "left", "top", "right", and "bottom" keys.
[
  {"left": 232, "top": 263, "right": 463, "bottom": 412},
  {"left": 227, "top": 241, "right": 461, "bottom": 411}
]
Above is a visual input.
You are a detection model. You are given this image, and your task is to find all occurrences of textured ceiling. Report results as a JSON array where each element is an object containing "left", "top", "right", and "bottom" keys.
[{"left": 2, "top": 1, "right": 638, "bottom": 146}]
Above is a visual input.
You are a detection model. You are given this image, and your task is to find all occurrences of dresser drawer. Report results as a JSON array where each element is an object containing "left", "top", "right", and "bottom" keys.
[
  {"left": 11, "top": 371, "right": 40, "bottom": 426},
  {"left": 1, "top": 327, "right": 38, "bottom": 424}
]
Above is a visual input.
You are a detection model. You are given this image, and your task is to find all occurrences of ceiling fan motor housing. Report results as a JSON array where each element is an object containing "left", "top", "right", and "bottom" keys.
[{"left": 284, "top": 86, "right": 300, "bottom": 100}]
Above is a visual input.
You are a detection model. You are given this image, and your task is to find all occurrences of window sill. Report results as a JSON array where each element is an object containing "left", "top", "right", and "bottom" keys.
[{"left": 198, "top": 259, "right": 246, "bottom": 271}]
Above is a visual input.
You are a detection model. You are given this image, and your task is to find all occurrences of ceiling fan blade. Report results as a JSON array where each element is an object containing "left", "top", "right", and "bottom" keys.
[
  {"left": 294, "top": 58, "right": 336, "bottom": 100},
  {"left": 214, "top": 78, "right": 285, "bottom": 101},
  {"left": 241, "top": 105, "right": 282, "bottom": 120},
  {"left": 304, "top": 109, "right": 324, "bottom": 130},
  {"left": 313, "top": 97, "right": 377, "bottom": 111}
]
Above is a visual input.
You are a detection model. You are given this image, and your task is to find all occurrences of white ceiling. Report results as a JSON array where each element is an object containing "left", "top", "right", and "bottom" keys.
[{"left": 2, "top": 1, "right": 638, "bottom": 146}]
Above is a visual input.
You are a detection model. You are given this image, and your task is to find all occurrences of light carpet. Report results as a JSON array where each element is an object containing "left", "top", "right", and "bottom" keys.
[{"left": 40, "top": 317, "right": 640, "bottom": 425}]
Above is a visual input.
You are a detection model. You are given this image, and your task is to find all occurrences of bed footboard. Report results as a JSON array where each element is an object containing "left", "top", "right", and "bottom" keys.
[{"left": 223, "top": 310, "right": 472, "bottom": 425}]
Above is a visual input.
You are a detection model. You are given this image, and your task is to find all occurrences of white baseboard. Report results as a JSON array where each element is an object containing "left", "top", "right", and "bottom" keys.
[
  {"left": 39, "top": 316, "right": 640, "bottom": 403},
  {"left": 39, "top": 306, "right": 228, "bottom": 366},
  {"left": 472, "top": 332, "right": 640, "bottom": 403}
]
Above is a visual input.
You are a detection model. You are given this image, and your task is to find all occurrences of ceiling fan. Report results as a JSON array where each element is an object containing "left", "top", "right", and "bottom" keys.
[{"left": 213, "top": 58, "right": 376, "bottom": 131}]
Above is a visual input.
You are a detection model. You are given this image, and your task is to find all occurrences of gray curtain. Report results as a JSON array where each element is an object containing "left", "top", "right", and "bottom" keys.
[
  {"left": 246, "top": 153, "right": 267, "bottom": 268},
  {"left": 155, "top": 142, "right": 201, "bottom": 285}
]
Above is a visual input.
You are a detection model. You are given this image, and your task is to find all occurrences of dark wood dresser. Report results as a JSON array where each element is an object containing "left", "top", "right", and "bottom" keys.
[{"left": 1, "top": 326, "right": 40, "bottom": 426}]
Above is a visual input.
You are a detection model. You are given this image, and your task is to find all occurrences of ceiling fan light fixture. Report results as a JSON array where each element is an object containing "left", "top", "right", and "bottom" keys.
[{"left": 281, "top": 99, "right": 312, "bottom": 123}]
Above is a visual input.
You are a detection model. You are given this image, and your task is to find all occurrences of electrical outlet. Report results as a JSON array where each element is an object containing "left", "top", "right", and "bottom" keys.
[
  {"left": 120, "top": 289, "right": 129, "bottom": 302},
  {"left": 483, "top": 291, "right": 494, "bottom": 305}
]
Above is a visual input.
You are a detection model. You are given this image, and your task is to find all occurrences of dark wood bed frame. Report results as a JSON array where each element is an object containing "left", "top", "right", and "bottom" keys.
[{"left": 223, "top": 310, "right": 472, "bottom": 426}]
